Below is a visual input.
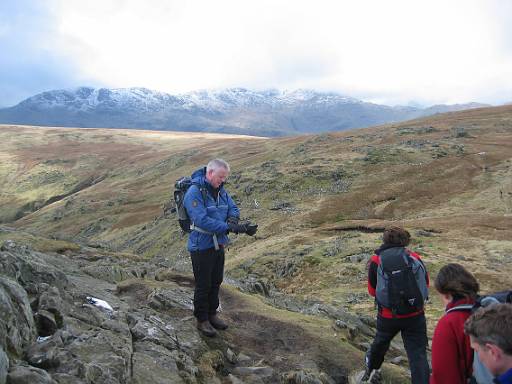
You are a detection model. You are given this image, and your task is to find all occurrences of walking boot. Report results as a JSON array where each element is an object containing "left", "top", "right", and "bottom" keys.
[
  {"left": 359, "top": 368, "right": 381, "bottom": 384},
  {"left": 209, "top": 314, "right": 228, "bottom": 330},
  {"left": 197, "top": 320, "right": 217, "bottom": 337},
  {"left": 360, "top": 366, "right": 373, "bottom": 382}
]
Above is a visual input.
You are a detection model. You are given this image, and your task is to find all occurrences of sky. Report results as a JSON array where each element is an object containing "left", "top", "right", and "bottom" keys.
[{"left": 1, "top": 0, "right": 512, "bottom": 107}]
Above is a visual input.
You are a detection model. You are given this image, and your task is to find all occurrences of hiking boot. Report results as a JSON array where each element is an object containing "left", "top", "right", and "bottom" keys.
[
  {"left": 357, "top": 367, "right": 381, "bottom": 383},
  {"left": 369, "top": 370, "right": 382, "bottom": 384},
  {"left": 209, "top": 314, "right": 228, "bottom": 330},
  {"left": 197, "top": 320, "right": 217, "bottom": 337},
  {"left": 360, "top": 366, "right": 373, "bottom": 382}
]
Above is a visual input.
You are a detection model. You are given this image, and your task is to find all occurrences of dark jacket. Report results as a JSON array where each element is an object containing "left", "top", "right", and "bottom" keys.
[
  {"left": 430, "top": 298, "right": 475, "bottom": 384},
  {"left": 367, "top": 244, "right": 429, "bottom": 319},
  {"left": 183, "top": 168, "right": 239, "bottom": 252}
]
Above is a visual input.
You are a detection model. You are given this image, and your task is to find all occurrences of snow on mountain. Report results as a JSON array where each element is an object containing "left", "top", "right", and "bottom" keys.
[
  {"left": 0, "top": 86, "right": 492, "bottom": 136},
  {"left": 19, "top": 87, "right": 184, "bottom": 112}
]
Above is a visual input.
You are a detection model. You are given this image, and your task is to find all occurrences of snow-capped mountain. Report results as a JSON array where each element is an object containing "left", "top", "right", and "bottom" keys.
[{"left": 0, "top": 87, "right": 490, "bottom": 136}]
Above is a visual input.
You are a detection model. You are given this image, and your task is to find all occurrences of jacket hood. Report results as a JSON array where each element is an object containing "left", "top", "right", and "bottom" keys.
[
  {"left": 191, "top": 166, "right": 206, "bottom": 181},
  {"left": 191, "top": 166, "right": 225, "bottom": 191}
]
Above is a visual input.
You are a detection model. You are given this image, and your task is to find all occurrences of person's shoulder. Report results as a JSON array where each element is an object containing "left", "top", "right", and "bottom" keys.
[
  {"left": 369, "top": 254, "right": 380, "bottom": 264},
  {"left": 407, "top": 249, "right": 422, "bottom": 260},
  {"left": 441, "top": 308, "right": 472, "bottom": 329},
  {"left": 184, "top": 183, "right": 202, "bottom": 199},
  {"left": 434, "top": 312, "right": 459, "bottom": 336}
]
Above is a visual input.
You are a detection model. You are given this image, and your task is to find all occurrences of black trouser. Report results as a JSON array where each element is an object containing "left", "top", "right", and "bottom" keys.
[
  {"left": 367, "top": 314, "right": 429, "bottom": 384},
  {"left": 190, "top": 247, "right": 225, "bottom": 322}
]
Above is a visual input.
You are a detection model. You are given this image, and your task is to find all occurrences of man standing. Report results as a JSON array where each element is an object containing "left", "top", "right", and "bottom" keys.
[
  {"left": 465, "top": 304, "right": 512, "bottom": 384},
  {"left": 362, "top": 226, "right": 430, "bottom": 384},
  {"left": 184, "top": 159, "right": 257, "bottom": 337}
]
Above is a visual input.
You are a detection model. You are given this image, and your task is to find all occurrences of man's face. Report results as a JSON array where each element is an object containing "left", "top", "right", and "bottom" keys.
[
  {"left": 470, "top": 336, "right": 501, "bottom": 375},
  {"left": 207, "top": 167, "right": 229, "bottom": 189}
]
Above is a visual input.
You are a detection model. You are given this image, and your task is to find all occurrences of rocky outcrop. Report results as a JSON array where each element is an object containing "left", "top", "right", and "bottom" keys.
[
  {"left": 0, "top": 241, "right": 205, "bottom": 383},
  {"left": 0, "top": 238, "right": 397, "bottom": 383}
]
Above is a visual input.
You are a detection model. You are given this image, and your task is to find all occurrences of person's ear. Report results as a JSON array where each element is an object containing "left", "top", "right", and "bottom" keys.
[{"left": 485, "top": 343, "right": 502, "bottom": 361}]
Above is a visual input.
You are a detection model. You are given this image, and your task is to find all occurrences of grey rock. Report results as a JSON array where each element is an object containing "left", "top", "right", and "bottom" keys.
[
  {"left": 129, "top": 315, "right": 179, "bottom": 351},
  {"left": 0, "top": 246, "right": 68, "bottom": 290},
  {"left": 316, "top": 304, "right": 374, "bottom": 337},
  {"left": 49, "top": 373, "right": 85, "bottom": 384},
  {"left": 7, "top": 364, "right": 56, "bottom": 384},
  {"left": 147, "top": 287, "right": 193, "bottom": 311},
  {"left": 38, "top": 287, "right": 67, "bottom": 320},
  {"left": 82, "top": 265, "right": 146, "bottom": 283},
  {"left": 25, "top": 334, "right": 63, "bottom": 369},
  {"left": 131, "top": 342, "right": 185, "bottom": 384},
  {"left": 226, "top": 348, "right": 238, "bottom": 364},
  {"left": 0, "top": 276, "right": 37, "bottom": 357},
  {"left": 0, "top": 345, "right": 8, "bottom": 384},
  {"left": 390, "top": 355, "right": 407, "bottom": 365}
]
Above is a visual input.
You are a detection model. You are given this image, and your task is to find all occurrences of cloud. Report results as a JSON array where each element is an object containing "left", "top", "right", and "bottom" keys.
[
  {"left": 0, "top": 0, "right": 97, "bottom": 106},
  {"left": 2, "top": 0, "right": 512, "bottom": 106}
]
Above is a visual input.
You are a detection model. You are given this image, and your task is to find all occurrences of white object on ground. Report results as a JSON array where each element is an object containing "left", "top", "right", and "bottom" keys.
[{"left": 86, "top": 296, "right": 114, "bottom": 312}]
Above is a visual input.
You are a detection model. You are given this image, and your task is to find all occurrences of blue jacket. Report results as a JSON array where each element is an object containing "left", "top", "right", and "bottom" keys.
[
  {"left": 495, "top": 368, "right": 512, "bottom": 384},
  {"left": 183, "top": 168, "right": 239, "bottom": 251}
]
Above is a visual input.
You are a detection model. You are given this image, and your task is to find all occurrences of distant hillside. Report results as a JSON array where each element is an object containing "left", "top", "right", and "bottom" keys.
[{"left": 0, "top": 87, "right": 489, "bottom": 136}]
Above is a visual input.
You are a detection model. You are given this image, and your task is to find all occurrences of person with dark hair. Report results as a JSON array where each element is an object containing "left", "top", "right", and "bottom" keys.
[
  {"left": 430, "top": 263, "right": 480, "bottom": 384},
  {"left": 362, "top": 226, "right": 430, "bottom": 383},
  {"left": 465, "top": 304, "right": 512, "bottom": 384}
]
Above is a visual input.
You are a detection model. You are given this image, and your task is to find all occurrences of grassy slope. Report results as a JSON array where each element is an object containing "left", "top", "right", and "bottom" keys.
[{"left": 1, "top": 106, "right": 512, "bottom": 332}]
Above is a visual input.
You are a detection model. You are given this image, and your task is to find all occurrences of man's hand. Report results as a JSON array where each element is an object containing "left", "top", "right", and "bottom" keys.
[{"left": 245, "top": 224, "right": 258, "bottom": 236}]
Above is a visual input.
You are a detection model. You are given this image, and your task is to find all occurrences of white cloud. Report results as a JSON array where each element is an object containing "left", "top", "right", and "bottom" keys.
[{"left": 33, "top": 0, "right": 512, "bottom": 104}]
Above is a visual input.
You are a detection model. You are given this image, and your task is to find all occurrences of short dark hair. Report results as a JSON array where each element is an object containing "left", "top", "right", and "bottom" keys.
[
  {"left": 465, "top": 304, "right": 512, "bottom": 355},
  {"left": 382, "top": 226, "right": 410, "bottom": 247},
  {"left": 434, "top": 263, "right": 479, "bottom": 300}
]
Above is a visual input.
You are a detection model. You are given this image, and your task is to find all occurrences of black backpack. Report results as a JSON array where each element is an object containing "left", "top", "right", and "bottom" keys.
[
  {"left": 174, "top": 176, "right": 208, "bottom": 233},
  {"left": 375, "top": 248, "right": 429, "bottom": 316}
]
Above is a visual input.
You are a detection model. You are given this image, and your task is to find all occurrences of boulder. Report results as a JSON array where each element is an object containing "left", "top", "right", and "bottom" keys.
[
  {"left": 0, "top": 244, "right": 68, "bottom": 290},
  {"left": 0, "top": 276, "right": 37, "bottom": 357},
  {"left": 25, "top": 334, "right": 63, "bottom": 369},
  {"left": 6, "top": 364, "right": 56, "bottom": 384}
]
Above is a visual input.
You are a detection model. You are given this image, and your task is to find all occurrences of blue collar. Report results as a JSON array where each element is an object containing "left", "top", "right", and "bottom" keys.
[{"left": 496, "top": 368, "right": 512, "bottom": 384}]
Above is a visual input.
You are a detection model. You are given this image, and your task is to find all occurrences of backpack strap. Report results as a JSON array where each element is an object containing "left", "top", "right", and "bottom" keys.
[{"left": 446, "top": 304, "right": 474, "bottom": 314}]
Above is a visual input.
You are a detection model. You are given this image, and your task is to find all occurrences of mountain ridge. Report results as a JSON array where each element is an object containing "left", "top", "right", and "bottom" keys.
[{"left": 0, "top": 86, "right": 490, "bottom": 136}]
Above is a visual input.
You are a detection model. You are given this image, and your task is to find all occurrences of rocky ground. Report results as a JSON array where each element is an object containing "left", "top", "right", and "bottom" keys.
[{"left": 0, "top": 232, "right": 411, "bottom": 384}]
